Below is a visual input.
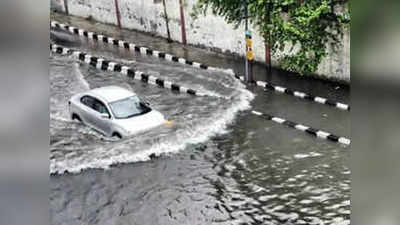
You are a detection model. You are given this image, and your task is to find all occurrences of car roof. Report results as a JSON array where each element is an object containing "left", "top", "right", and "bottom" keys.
[{"left": 86, "top": 86, "right": 136, "bottom": 103}]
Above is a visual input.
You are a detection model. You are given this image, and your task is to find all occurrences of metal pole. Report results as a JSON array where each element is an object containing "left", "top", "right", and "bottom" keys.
[
  {"left": 179, "top": 0, "right": 187, "bottom": 45},
  {"left": 245, "top": 1, "right": 254, "bottom": 84},
  {"left": 162, "top": 0, "right": 172, "bottom": 42},
  {"left": 114, "top": 0, "right": 122, "bottom": 29},
  {"left": 265, "top": 2, "right": 272, "bottom": 81},
  {"left": 268, "top": 32, "right": 272, "bottom": 76},
  {"left": 245, "top": 2, "right": 249, "bottom": 83},
  {"left": 63, "top": 0, "right": 69, "bottom": 15}
]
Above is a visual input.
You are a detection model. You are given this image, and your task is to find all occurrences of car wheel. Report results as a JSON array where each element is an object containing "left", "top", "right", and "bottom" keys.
[
  {"left": 112, "top": 132, "right": 122, "bottom": 139},
  {"left": 72, "top": 114, "right": 82, "bottom": 122}
]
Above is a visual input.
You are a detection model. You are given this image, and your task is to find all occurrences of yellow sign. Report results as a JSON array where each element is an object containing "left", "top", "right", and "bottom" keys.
[
  {"left": 247, "top": 50, "right": 254, "bottom": 60},
  {"left": 246, "top": 39, "right": 252, "bottom": 48}
]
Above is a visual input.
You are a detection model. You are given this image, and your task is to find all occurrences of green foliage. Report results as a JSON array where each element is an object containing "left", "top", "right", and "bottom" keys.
[{"left": 192, "top": 0, "right": 350, "bottom": 75}]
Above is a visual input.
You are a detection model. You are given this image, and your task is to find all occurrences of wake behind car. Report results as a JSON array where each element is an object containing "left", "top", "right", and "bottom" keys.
[{"left": 69, "top": 86, "right": 166, "bottom": 138}]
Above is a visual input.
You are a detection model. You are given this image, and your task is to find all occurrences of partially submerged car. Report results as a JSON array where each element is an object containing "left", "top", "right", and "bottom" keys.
[{"left": 69, "top": 86, "right": 165, "bottom": 138}]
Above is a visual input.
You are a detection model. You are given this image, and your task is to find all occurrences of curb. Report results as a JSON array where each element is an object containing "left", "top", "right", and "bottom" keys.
[
  {"left": 51, "top": 20, "right": 210, "bottom": 69},
  {"left": 234, "top": 76, "right": 349, "bottom": 111},
  {"left": 50, "top": 44, "right": 206, "bottom": 97},
  {"left": 251, "top": 110, "right": 350, "bottom": 145},
  {"left": 254, "top": 80, "right": 349, "bottom": 111},
  {"left": 50, "top": 20, "right": 349, "bottom": 111}
]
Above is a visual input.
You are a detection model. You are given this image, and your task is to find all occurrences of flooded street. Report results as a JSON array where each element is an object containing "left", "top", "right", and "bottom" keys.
[{"left": 50, "top": 12, "right": 350, "bottom": 225}]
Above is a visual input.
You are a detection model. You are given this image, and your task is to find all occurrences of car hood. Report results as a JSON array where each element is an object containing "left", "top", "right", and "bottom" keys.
[{"left": 114, "top": 110, "right": 166, "bottom": 135}]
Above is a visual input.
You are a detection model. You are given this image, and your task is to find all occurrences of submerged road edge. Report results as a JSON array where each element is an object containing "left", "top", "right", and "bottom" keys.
[{"left": 251, "top": 110, "right": 350, "bottom": 146}]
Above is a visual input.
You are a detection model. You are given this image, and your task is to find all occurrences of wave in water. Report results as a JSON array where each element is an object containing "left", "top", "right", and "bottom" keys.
[{"left": 50, "top": 76, "right": 254, "bottom": 174}]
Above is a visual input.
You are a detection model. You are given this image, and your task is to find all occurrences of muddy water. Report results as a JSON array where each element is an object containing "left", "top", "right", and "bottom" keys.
[{"left": 50, "top": 13, "right": 350, "bottom": 225}]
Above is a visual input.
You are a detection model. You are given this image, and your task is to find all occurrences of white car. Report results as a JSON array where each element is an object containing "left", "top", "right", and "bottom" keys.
[{"left": 68, "top": 86, "right": 166, "bottom": 138}]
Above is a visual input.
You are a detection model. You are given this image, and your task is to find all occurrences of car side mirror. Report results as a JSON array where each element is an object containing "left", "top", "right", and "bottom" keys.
[{"left": 100, "top": 113, "right": 110, "bottom": 119}]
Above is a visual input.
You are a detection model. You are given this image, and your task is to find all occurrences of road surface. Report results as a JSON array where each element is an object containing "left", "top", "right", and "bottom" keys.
[{"left": 50, "top": 12, "right": 350, "bottom": 225}]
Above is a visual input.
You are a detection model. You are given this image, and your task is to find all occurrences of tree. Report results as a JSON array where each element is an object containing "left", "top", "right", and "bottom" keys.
[{"left": 191, "top": 0, "right": 350, "bottom": 76}]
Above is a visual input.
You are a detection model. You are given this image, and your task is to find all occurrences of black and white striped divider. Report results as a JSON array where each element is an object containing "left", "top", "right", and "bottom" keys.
[
  {"left": 234, "top": 75, "right": 349, "bottom": 111},
  {"left": 254, "top": 80, "right": 350, "bottom": 111},
  {"left": 251, "top": 110, "right": 350, "bottom": 145},
  {"left": 50, "top": 44, "right": 204, "bottom": 97},
  {"left": 50, "top": 20, "right": 210, "bottom": 70},
  {"left": 50, "top": 20, "right": 350, "bottom": 111}
]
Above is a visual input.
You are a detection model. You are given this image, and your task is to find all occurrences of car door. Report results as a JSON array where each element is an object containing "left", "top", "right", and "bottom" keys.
[
  {"left": 91, "top": 98, "right": 113, "bottom": 136},
  {"left": 79, "top": 95, "right": 97, "bottom": 127}
]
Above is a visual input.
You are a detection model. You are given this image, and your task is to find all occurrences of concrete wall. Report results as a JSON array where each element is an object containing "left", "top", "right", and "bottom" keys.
[{"left": 51, "top": 0, "right": 350, "bottom": 82}]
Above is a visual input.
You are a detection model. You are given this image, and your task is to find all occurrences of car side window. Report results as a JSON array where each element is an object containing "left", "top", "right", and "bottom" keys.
[
  {"left": 81, "top": 96, "right": 95, "bottom": 108},
  {"left": 81, "top": 95, "right": 110, "bottom": 117},
  {"left": 93, "top": 99, "right": 110, "bottom": 116}
]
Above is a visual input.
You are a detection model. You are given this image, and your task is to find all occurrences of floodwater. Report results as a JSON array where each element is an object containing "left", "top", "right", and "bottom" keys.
[{"left": 50, "top": 13, "right": 350, "bottom": 225}]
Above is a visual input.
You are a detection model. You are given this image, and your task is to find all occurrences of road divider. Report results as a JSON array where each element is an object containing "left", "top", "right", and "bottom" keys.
[
  {"left": 253, "top": 80, "right": 349, "bottom": 111},
  {"left": 234, "top": 76, "right": 349, "bottom": 110},
  {"left": 50, "top": 20, "right": 210, "bottom": 69},
  {"left": 50, "top": 20, "right": 349, "bottom": 111},
  {"left": 251, "top": 110, "right": 350, "bottom": 145},
  {"left": 50, "top": 43, "right": 207, "bottom": 97}
]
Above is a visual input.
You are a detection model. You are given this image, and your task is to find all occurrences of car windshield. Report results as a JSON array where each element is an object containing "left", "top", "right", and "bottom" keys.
[{"left": 109, "top": 96, "right": 152, "bottom": 119}]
